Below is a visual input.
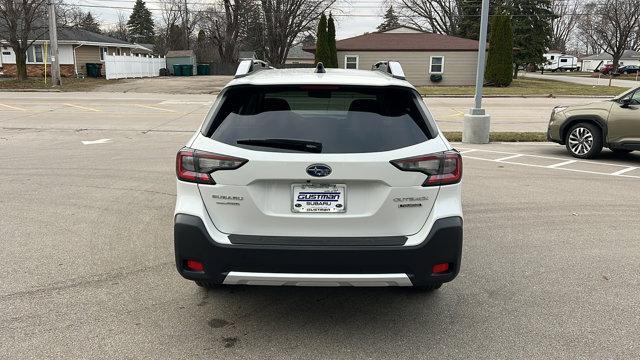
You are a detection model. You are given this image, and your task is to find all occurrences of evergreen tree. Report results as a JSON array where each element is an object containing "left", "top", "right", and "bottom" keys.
[
  {"left": 510, "top": 0, "right": 553, "bottom": 78},
  {"left": 127, "top": 0, "right": 155, "bottom": 43},
  {"left": 314, "top": 13, "right": 329, "bottom": 65},
  {"left": 377, "top": 5, "right": 400, "bottom": 32},
  {"left": 485, "top": 14, "right": 513, "bottom": 86},
  {"left": 327, "top": 13, "right": 338, "bottom": 68},
  {"left": 79, "top": 12, "right": 101, "bottom": 34}
]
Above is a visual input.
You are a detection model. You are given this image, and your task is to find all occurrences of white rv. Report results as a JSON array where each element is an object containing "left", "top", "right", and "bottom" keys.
[{"left": 542, "top": 52, "right": 580, "bottom": 72}]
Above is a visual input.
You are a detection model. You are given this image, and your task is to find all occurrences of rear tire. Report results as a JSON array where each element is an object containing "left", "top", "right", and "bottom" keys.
[
  {"left": 565, "top": 123, "right": 603, "bottom": 159},
  {"left": 195, "top": 280, "right": 222, "bottom": 289}
]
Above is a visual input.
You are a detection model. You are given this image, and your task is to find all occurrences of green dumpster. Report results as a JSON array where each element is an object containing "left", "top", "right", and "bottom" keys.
[
  {"left": 197, "top": 64, "right": 210, "bottom": 75},
  {"left": 181, "top": 64, "right": 193, "bottom": 76},
  {"left": 172, "top": 64, "right": 183, "bottom": 76},
  {"left": 86, "top": 63, "right": 101, "bottom": 78}
]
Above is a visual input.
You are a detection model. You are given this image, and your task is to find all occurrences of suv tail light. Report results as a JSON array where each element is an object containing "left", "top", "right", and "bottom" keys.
[
  {"left": 390, "top": 150, "right": 462, "bottom": 186},
  {"left": 176, "top": 147, "right": 247, "bottom": 184}
]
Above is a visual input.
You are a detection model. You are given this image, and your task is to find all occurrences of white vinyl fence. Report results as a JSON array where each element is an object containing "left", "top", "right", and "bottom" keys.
[{"left": 104, "top": 53, "right": 166, "bottom": 80}]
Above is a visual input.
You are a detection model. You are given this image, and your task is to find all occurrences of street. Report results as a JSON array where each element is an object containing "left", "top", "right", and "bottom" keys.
[{"left": 1, "top": 93, "right": 640, "bottom": 359}]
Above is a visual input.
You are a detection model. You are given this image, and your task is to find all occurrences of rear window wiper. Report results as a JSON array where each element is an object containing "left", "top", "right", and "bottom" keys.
[{"left": 236, "top": 138, "right": 323, "bottom": 153}]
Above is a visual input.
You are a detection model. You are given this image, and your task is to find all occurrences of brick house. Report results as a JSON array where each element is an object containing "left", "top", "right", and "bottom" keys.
[{"left": 0, "top": 28, "right": 151, "bottom": 77}]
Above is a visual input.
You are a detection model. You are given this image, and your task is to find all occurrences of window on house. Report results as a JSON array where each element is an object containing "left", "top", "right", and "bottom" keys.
[
  {"left": 34, "top": 44, "right": 43, "bottom": 62},
  {"left": 345, "top": 55, "right": 358, "bottom": 69},
  {"left": 100, "top": 47, "right": 108, "bottom": 61},
  {"left": 550, "top": 55, "right": 555, "bottom": 60},
  {"left": 26, "top": 47, "right": 34, "bottom": 62},
  {"left": 430, "top": 56, "right": 444, "bottom": 73},
  {"left": 560, "top": 58, "right": 568, "bottom": 63}
]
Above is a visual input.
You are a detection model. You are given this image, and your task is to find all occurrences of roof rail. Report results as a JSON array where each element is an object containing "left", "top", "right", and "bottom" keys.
[
  {"left": 235, "top": 59, "right": 273, "bottom": 78},
  {"left": 372, "top": 61, "right": 406, "bottom": 80}
]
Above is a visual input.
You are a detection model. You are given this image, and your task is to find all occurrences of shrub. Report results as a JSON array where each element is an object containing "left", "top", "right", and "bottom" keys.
[{"left": 430, "top": 74, "right": 443, "bottom": 82}]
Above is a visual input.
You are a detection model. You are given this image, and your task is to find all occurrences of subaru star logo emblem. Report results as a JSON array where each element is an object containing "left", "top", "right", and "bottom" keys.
[{"left": 306, "top": 164, "right": 332, "bottom": 177}]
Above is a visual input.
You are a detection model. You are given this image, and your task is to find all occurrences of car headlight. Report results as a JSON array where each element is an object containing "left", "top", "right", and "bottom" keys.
[{"left": 552, "top": 106, "right": 568, "bottom": 114}]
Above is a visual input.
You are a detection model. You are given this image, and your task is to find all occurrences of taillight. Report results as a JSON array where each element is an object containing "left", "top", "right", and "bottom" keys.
[
  {"left": 176, "top": 147, "right": 247, "bottom": 184},
  {"left": 390, "top": 150, "right": 462, "bottom": 186}
]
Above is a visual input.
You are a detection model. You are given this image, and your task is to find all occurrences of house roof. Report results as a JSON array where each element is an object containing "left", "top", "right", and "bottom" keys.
[
  {"left": 304, "top": 31, "right": 480, "bottom": 52},
  {"left": 287, "top": 44, "right": 314, "bottom": 59},
  {"left": 166, "top": 50, "right": 195, "bottom": 58},
  {"left": 581, "top": 50, "right": 640, "bottom": 61},
  {"left": 0, "top": 26, "right": 147, "bottom": 49}
]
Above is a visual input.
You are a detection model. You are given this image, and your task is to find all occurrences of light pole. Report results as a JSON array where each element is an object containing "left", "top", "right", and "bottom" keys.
[{"left": 463, "top": 0, "right": 491, "bottom": 144}]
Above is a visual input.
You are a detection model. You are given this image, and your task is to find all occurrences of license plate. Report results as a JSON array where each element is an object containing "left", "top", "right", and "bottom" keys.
[{"left": 291, "top": 184, "right": 346, "bottom": 213}]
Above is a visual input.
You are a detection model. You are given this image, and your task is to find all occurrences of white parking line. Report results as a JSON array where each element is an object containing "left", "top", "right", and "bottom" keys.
[
  {"left": 0, "top": 103, "right": 27, "bottom": 111},
  {"left": 64, "top": 103, "right": 101, "bottom": 112},
  {"left": 547, "top": 160, "right": 577, "bottom": 168},
  {"left": 461, "top": 148, "right": 640, "bottom": 180},
  {"left": 458, "top": 149, "right": 478, "bottom": 154},
  {"left": 495, "top": 154, "right": 523, "bottom": 162},
  {"left": 610, "top": 167, "right": 638, "bottom": 176},
  {"left": 135, "top": 104, "right": 176, "bottom": 112}
]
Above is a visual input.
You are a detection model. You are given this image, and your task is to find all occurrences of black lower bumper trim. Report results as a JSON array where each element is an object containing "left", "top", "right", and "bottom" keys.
[
  {"left": 228, "top": 234, "right": 407, "bottom": 246},
  {"left": 174, "top": 215, "right": 463, "bottom": 286}
]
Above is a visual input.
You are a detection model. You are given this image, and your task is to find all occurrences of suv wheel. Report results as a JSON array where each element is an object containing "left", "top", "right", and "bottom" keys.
[{"left": 565, "top": 123, "right": 603, "bottom": 159}]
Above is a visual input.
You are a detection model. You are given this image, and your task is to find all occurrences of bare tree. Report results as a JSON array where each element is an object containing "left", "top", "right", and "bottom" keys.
[
  {"left": 0, "top": 0, "right": 48, "bottom": 80},
  {"left": 550, "top": 0, "right": 579, "bottom": 53},
  {"left": 157, "top": 0, "right": 201, "bottom": 50},
  {"left": 260, "top": 0, "right": 335, "bottom": 66},
  {"left": 104, "top": 11, "right": 130, "bottom": 42},
  {"left": 397, "top": 0, "right": 461, "bottom": 35},
  {"left": 578, "top": 0, "right": 640, "bottom": 69},
  {"left": 201, "top": 0, "right": 248, "bottom": 64}
]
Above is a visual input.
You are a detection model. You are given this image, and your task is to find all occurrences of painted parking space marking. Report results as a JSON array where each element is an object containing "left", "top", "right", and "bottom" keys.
[
  {"left": 81, "top": 139, "right": 112, "bottom": 145},
  {"left": 495, "top": 154, "right": 523, "bottom": 162},
  {"left": 0, "top": 103, "right": 27, "bottom": 111},
  {"left": 64, "top": 103, "right": 101, "bottom": 112},
  {"left": 459, "top": 147, "right": 640, "bottom": 179},
  {"left": 547, "top": 160, "right": 577, "bottom": 168},
  {"left": 610, "top": 167, "right": 637, "bottom": 176},
  {"left": 135, "top": 104, "right": 176, "bottom": 112}
]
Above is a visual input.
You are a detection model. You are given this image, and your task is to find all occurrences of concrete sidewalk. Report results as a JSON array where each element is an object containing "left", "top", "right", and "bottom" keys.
[{"left": 522, "top": 72, "right": 640, "bottom": 89}]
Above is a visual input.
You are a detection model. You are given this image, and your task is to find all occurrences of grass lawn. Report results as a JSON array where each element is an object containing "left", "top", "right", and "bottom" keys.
[
  {"left": 0, "top": 77, "right": 117, "bottom": 91},
  {"left": 418, "top": 78, "right": 629, "bottom": 97},
  {"left": 443, "top": 132, "right": 547, "bottom": 142}
]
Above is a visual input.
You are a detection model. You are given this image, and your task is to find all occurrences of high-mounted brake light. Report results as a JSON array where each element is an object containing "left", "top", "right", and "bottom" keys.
[
  {"left": 176, "top": 147, "right": 247, "bottom": 184},
  {"left": 390, "top": 150, "right": 462, "bottom": 186}
]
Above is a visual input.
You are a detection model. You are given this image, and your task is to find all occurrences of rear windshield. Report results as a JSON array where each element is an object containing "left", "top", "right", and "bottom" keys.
[{"left": 205, "top": 85, "right": 433, "bottom": 153}]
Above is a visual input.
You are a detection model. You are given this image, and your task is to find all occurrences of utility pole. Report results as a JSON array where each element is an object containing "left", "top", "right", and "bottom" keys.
[
  {"left": 47, "top": 0, "right": 61, "bottom": 86},
  {"left": 463, "top": 0, "right": 491, "bottom": 144}
]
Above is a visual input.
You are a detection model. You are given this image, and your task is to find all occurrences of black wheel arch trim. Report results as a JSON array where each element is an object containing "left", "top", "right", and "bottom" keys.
[{"left": 560, "top": 115, "right": 608, "bottom": 145}]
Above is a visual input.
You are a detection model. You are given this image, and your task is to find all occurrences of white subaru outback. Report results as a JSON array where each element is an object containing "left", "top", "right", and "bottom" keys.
[{"left": 174, "top": 60, "right": 463, "bottom": 290}]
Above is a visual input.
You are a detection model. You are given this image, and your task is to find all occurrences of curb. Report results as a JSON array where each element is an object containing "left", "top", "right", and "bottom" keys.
[{"left": 0, "top": 89, "right": 62, "bottom": 92}]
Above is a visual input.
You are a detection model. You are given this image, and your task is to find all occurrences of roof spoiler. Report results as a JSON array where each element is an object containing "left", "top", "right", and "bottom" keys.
[
  {"left": 372, "top": 61, "right": 406, "bottom": 80},
  {"left": 234, "top": 59, "right": 273, "bottom": 78}
]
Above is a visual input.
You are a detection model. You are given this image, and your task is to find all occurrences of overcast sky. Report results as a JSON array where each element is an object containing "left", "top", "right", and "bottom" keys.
[{"left": 71, "top": 0, "right": 387, "bottom": 40}]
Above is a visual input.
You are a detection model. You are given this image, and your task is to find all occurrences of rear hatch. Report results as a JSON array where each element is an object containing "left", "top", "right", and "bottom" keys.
[{"left": 183, "top": 85, "right": 457, "bottom": 238}]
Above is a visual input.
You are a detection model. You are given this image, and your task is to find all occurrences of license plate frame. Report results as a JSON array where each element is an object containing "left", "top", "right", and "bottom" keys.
[{"left": 291, "top": 184, "right": 346, "bottom": 213}]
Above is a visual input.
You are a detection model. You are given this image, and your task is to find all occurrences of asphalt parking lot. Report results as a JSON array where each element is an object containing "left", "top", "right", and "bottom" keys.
[{"left": 1, "top": 93, "right": 640, "bottom": 359}]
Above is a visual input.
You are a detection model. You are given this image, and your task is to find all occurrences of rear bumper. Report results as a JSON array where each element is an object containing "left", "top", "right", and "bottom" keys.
[{"left": 174, "top": 214, "right": 463, "bottom": 287}]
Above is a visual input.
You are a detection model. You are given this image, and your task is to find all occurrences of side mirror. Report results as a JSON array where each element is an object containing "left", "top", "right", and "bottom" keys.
[{"left": 620, "top": 98, "right": 631, "bottom": 108}]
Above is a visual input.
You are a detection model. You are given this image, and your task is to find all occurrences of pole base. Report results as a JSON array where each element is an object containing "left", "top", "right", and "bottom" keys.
[{"left": 463, "top": 113, "right": 491, "bottom": 144}]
